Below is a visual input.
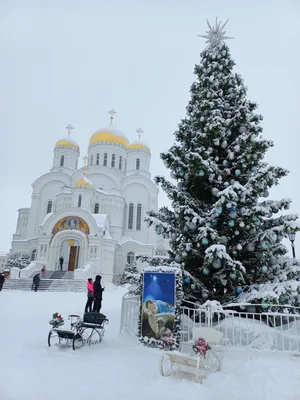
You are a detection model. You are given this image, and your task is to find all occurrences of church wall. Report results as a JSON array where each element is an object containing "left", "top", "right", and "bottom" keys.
[
  {"left": 15, "top": 208, "right": 30, "bottom": 240},
  {"left": 126, "top": 151, "right": 150, "bottom": 174}
]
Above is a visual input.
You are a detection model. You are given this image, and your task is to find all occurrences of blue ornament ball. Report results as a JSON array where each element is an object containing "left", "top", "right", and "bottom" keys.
[
  {"left": 251, "top": 167, "right": 257, "bottom": 173},
  {"left": 235, "top": 169, "right": 241, "bottom": 177},
  {"left": 199, "top": 170, "right": 205, "bottom": 177},
  {"left": 236, "top": 287, "right": 243, "bottom": 295},
  {"left": 228, "top": 220, "right": 235, "bottom": 228},
  {"left": 184, "top": 277, "right": 190, "bottom": 284},
  {"left": 202, "top": 267, "right": 210, "bottom": 276},
  {"left": 260, "top": 266, "right": 268, "bottom": 273},
  {"left": 231, "top": 206, "right": 236, "bottom": 211},
  {"left": 215, "top": 207, "right": 223, "bottom": 215},
  {"left": 179, "top": 171, "right": 185, "bottom": 177},
  {"left": 202, "top": 238, "right": 209, "bottom": 245}
]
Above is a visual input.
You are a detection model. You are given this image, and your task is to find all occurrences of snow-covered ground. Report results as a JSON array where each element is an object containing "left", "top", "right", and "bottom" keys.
[{"left": 1, "top": 286, "right": 300, "bottom": 400}]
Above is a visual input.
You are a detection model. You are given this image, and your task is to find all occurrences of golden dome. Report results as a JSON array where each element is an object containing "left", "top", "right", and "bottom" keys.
[
  {"left": 74, "top": 176, "right": 93, "bottom": 188},
  {"left": 128, "top": 140, "right": 150, "bottom": 152},
  {"left": 56, "top": 137, "right": 79, "bottom": 151},
  {"left": 89, "top": 127, "right": 129, "bottom": 147}
]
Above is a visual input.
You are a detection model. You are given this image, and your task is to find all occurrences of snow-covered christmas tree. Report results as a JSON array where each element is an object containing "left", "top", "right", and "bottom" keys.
[
  {"left": 5, "top": 252, "right": 31, "bottom": 270},
  {"left": 146, "top": 19, "right": 300, "bottom": 306}
]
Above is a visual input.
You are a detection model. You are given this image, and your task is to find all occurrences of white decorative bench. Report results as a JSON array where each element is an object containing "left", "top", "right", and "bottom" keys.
[{"left": 159, "top": 327, "right": 224, "bottom": 383}]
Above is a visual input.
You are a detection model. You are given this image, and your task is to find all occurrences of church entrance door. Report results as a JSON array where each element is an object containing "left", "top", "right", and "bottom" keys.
[{"left": 68, "top": 246, "right": 77, "bottom": 271}]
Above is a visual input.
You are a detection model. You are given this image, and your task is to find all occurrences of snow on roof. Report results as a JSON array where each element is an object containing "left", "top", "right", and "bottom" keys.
[
  {"left": 91, "top": 213, "right": 108, "bottom": 229},
  {"left": 41, "top": 213, "right": 54, "bottom": 226},
  {"left": 119, "top": 236, "right": 142, "bottom": 245}
]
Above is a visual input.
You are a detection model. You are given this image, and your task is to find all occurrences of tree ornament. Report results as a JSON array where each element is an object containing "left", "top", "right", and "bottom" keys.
[
  {"left": 263, "top": 190, "right": 269, "bottom": 198},
  {"left": 279, "top": 295, "right": 287, "bottom": 304},
  {"left": 228, "top": 220, "right": 235, "bottom": 227},
  {"left": 237, "top": 244, "right": 242, "bottom": 250},
  {"left": 260, "top": 266, "right": 268, "bottom": 273},
  {"left": 222, "top": 160, "right": 227, "bottom": 166},
  {"left": 254, "top": 219, "right": 261, "bottom": 226},
  {"left": 175, "top": 255, "right": 182, "bottom": 263},
  {"left": 226, "top": 130, "right": 232, "bottom": 137},
  {"left": 229, "top": 152, "right": 234, "bottom": 160},
  {"left": 234, "top": 230, "right": 240, "bottom": 236},
  {"left": 232, "top": 251, "right": 238, "bottom": 257},
  {"left": 202, "top": 267, "right": 210, "bottom": 276},
  {"left": 190, "top": 140, "right": 195, "bottom": 147},
  {"left": 229, "top": 272, "right": 237, "bottom": 280},
  {"left": 234, "top": 145, "right": 240, "bottom": 152},
  {"left": 239, "top": 126, "right": 246, "bottom": 133},
  {"left": 270, "top": 256, "right": 277, "bottom": 265},
  {"left": 251, "top": 167, "right": 257, "bottom": 173},
  {"left": 178, "top": 182, "right": 184, "bottom": 189},
  {"left": 239, "top": 221, "right": 245, "bottom": 228},
  {"left": 235, "top": 169, "right": 241, "bottom": 177},
  {"left": 189, "top": 222, "right": 196, "bottom": 231},
  {"left": 207, "top": 147, "right": 213, "bottom": 154},
  {"left": 212, "top": 188, "right": 219, "bottom": 196},
  {"left": 202, "top": 292, "right": 209, "bottom": 299},
  {"left": 211, "top": 220, "right": 218, "bottom": 227},
  {"left": 215, "top": 156, "right": 219, "bottom": 161},
  {"left": 233, "top": 121, "right": 237, "bottom": 127},
  {"left": 184, "top": 277, "right": 190, "bottom": 284},
  {"left": 199, "top": 170, "right": 205, "bottom": 177},
  {"left": 179, "top": 171, "right": 185, "bottom": 177},
  {"left": 273, "top": 209, "right": 279, "bottom": 214},
  {"left": 230, "top": 179, "right": 235, "bottom": 185},
  {"left": 185, "top": 245, "right": 191, "bottom": 252},
  {"left": 220, "top": 236, "right": 228, "bottom": 244},
  {"left": 221, "top": 140, "right": 228, "bottom": 149},
  {"left": 261, "top": 242, "right": 268, "bottom": 250},
  {"left": 247, "top": 243, "right": 255, "bottom": 252},
  {"left": 212, "top": 259, "right": 222, "bottom": 269},
  {"left": 226, "top": 203, "right": 232, "bottom": 209},
  {"left": 261, "top": 301, "right": 271, "bottom": 309},
  {"left": 202, "top": 238, "right": 209, "bottom": 245},
  {"left": 229, "top": 211, "right": 237, "bottom": 219},
  {"left": 224, "top": 103, "right": 230, "bottom": 110},
  {"left": 235, "top": 287, "right": 243, "bottom": 294},
  {"left": 215, "top": 207, "right": 223, "bottom": 215}
]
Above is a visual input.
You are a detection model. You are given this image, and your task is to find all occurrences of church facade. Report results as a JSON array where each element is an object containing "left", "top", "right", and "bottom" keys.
[{"left": 10, "top": 113, "right": 167, "bottom": 281}]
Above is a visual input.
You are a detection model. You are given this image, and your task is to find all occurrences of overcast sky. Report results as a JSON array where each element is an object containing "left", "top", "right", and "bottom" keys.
[{"left": 0, "top": 0, "right": 299, "bottom": 254}]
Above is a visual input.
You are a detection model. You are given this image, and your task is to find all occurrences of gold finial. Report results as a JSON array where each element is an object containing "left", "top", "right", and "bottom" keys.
[
  {"left": 82, "top": 156, "right": 88, "bottom": 175},
  {"left": 66, "top": 124, "right": 74, "bottom": 136},
  {"left": 108, "top": 109, "right": 116, "bottom": 126},
  {"left": 136, "top": 128, "right": 143, "bottom": 140}
]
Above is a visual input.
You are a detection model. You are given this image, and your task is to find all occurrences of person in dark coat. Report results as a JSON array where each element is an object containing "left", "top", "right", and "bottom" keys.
[
  {"left": 31, "top": 273, "right": 40, "bottom": 292},
  {"left": 93, "top": 275, "right": 104, "bottom": 312},
  {"left": 59, "top": 256, "right": 64, "bottom": 271},
  {"left": 85, "top": 278, "right": 94, "bottom": 313},
  {"left": 0, "top": 273, "right": 5, "bottom": 291}
]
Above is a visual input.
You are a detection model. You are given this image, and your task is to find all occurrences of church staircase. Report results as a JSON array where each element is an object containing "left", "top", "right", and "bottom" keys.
[{"left": 2, "top": 274, "right": 86, "bottom": 293}]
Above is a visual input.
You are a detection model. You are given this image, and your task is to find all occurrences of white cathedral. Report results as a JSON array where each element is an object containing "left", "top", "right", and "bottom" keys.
[{"left": 10, "top": 110, "right": 167, "bottom": 282}]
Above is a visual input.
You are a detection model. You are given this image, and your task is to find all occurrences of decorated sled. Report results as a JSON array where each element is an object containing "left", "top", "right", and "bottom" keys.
[{"left": 48, "top": 312, "right": 109, "bottom": 350}]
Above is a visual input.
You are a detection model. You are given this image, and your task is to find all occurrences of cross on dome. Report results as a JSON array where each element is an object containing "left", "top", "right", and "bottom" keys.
[
  {"left": 198, "top": 18, "right": 234, "bottom": 46},
  {"left": 66, "top": 124, "right": 74, "bottom": 136},
  {"left": 108, "top": 109, "right": 116, "bottom": 126},
  {"left": 136, "top": 128, "right": 143, "bottom": 140}
]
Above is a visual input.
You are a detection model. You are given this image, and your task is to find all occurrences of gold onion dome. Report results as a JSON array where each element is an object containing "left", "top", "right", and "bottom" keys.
[
  {"left": 128, "top": 128, "right": 150, "bottom": 152},
  {"left": 89, "top": 127, "right": 129, "bottom": 147},
  {"left": 74, "top": 156, "right": 93, "bottom": 188},
  {"left": 55, "top": 124, "right": 79, "bottom": 151}
]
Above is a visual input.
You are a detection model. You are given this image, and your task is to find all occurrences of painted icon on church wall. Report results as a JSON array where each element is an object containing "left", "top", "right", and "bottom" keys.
[
  {"left": 52, "top": 216, "right": 90, "bottom": 236},
  {"left": 141, "top": 272, "right": 176, "bottom": 341}
]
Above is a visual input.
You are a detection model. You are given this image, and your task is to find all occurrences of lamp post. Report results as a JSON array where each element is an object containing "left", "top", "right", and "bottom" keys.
[{"left": 288, "top": 231, "right": 296, "bottom": 259}]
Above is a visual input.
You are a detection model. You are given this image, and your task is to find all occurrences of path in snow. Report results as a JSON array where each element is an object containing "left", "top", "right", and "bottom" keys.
[{"left": 1, "top": 287, "right": 299, "bottom": 400}]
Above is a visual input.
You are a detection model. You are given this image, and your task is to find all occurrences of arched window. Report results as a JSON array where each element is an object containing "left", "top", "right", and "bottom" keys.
[
  {"left": 136, "top": 203, "right": 142, "bottom": 231},
  {"left": 111, "top": 154, "right": 115, "bottom": 168},
  {"left": 91, "top": 154, "right": 94, "bottom": 165},
  {"left": 31, "top": 249, "right": 36, "bottom": 261},
  {"left": 119, "top": 156, "right": 122, "bottom": 170},
  {"left": 60, "top": 155, "right": 64, "bottom": 167},
  {"left": 127, "top": 251, "right": 135, "bottom": 265},
  {"left": 94, "top": 203, "right": 99, "bottom": 214},
  {"left": 136, "top": 158, "right": 140, "bottom": 170},
  {"left": 128, "top": 203, "right": 134, "bottom": 230},
  {"left": 47, "top": 200, "right": 52, "bottom": 214},
  {"left": 78, "top": 195, "right": 82, "bottom": 207},
  {"left": 96, "top": 153, "right": 100, "bottom": 165},
  {"left": 103, "top": 153, "right": 108, "bottom": 166}
]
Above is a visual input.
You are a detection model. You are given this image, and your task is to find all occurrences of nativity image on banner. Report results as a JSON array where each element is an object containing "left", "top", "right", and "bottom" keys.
[{"left": 142, "top": 272, "right": 176, "bottom": 341}]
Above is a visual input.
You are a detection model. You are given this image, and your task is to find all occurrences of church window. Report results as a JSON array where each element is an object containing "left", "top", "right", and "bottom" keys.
[
  {"left": 94, "top": 203, "right": 99, "bottom": 214},
  {"left": 60, "top": 155, "right": 64, "bottom": 167},
  {"left": 47, "top": 201, "right": 52, "bottom": 214},
  {"left": 104, "top": 153, "right": 108, "bottom": 166},
  {"left": 111, "top": 154, "right": 115, "bottom": 168},
  {"left": 136, "top": 158, "right": 140, "bottom": 170},
  {"left": 78, "top": 195, "right": 82, "bottom": 207},
  {"left": 31, "top": 249, "right": 36, "bottom": 261},
  {"left": 96, "top": 153, "right": 100, "bottom": 165},
  {"left": 91, "top": 154, "right": 94, "bottom": 165},
  {"left": 136, "top": 203, "right": 142, "bottom": 231},
  {"left": 127, "top": 251, "right": 135, "bottom": 265},
  {"left": 128, "top": 203, "right": 134, "bottom": 230},
  {"left": 119, "top": 156, "right": 122, "bottom": 170}
]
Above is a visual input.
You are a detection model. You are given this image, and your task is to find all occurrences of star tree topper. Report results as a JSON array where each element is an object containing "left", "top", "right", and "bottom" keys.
[{"left": 198, "top": 18, "right": 234, "bottom": 46}]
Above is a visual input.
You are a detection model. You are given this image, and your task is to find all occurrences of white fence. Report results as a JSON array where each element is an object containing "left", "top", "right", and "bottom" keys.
[{"left": 120, "top": 295, "right": 300, "bottom": 352}]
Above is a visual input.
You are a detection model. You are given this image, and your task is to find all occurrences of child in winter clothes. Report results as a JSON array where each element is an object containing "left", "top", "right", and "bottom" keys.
[{"left": 85, "top": 278, "right": 94, "bottom": 312}]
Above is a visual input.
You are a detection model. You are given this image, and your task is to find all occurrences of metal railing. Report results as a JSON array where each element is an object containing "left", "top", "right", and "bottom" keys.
[{"left": 120, "top": 295, "right": 300, "bottom": 352}]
